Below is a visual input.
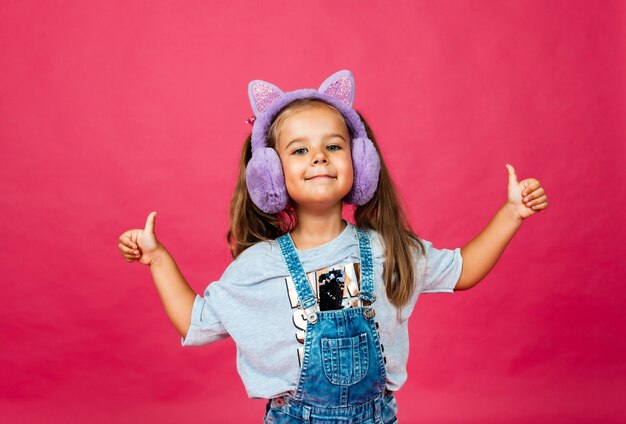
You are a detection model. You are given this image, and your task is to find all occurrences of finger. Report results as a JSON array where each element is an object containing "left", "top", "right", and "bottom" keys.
[
  {"left": 530, "top": 200, "right": 548, "bottom": 211},
  {"left": 521, "top": 179, "right": 541, "bottom": 197},
  {"left": 505, "top": 164, "right": 518, "bottom": 190},
  {"left": 120, "top": 249, "right": 138, "bottom": 262},
  {"left": 120, "top": 235, "right": 138, "bottom": 250},
  {"left": 523, "top": 188, "right": 545, "bottom": 203},
  {"left": 528, "top": 195, "right": 547, "bottom": 208},
  {"left": 119, "top": 242, "right": 140, "bottom": 256},
  {"left": 145, "top": 211, "right": 157, "bottom": 234}
]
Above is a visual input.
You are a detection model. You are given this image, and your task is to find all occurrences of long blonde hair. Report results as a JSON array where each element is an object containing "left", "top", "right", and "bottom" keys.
[{"left": 227, "top": 99, "right": 426, "bottom": 311}]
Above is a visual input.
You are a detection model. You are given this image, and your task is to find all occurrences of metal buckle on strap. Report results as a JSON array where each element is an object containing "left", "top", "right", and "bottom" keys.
[
  {"left": 363, "top": 307, "right": 376, "bottom": 319},
  {"left": 303, "top": 305, "right": 319, "bottom": 324}
]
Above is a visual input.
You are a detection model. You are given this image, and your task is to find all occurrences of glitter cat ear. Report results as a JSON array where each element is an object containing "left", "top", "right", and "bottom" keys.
[
  {"left": 318, "top": 70, "right": 355, "bottom": 108},
  {"left": 248, "top": 80, "right": 285, "bottom": 116}
]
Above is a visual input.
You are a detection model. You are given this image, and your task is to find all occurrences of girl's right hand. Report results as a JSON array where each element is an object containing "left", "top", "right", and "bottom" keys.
[{"left": 118, "top": 211, "right": 164, "bottom": 266}]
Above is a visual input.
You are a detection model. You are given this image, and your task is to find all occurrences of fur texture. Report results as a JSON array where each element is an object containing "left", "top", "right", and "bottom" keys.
[{"left": 246, "top": 70, "right": 380, "bottom": 213}]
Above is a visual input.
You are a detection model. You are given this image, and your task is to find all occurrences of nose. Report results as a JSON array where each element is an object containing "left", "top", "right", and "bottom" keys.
[{"left": 312, "top": 150, "right": 329, "bottom": 165}]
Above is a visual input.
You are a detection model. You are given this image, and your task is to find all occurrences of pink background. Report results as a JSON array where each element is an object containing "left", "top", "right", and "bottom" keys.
[{"left": 1, "top": 1, "right": 624, "bottom": 423}]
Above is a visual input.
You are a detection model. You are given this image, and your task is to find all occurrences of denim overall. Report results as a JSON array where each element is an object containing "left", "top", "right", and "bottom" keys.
[{"left": 264, "top": 226, "right": 399, "bottom": 424}]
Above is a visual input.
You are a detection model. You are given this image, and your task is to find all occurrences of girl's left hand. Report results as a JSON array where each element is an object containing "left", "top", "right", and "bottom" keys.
[{"left": 505, "top": 164, "right": 549, "bottom": 220}]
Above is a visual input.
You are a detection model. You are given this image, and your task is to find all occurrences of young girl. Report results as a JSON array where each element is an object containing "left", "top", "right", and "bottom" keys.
[{"left": 118, "top": 70, "right": 548, "bottom": 423}]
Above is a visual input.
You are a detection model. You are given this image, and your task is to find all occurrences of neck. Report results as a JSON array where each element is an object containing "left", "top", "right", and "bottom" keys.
[{"left": 291, "top": 202, "right": 347, "bottom": 250}]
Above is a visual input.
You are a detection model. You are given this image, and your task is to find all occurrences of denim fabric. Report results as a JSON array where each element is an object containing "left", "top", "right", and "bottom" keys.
[
  {"left": 265, "top": 226, "right": 398, "bottom": 423},
  {"left": 264, "top": 391, "right": 399, "bottom": 424},
  {"left": 181, "top": 220, "right": 462, "bottom": 398}
]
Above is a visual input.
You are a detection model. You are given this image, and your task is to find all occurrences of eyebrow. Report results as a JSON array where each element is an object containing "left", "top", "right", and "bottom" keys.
[{"left": 283, "top": 133, "right": 347, "bottom": 150}]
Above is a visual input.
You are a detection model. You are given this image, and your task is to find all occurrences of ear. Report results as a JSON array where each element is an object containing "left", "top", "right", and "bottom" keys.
[
  {"left": 248, "top": 80, "right": 285, "bottom": 115},
  {"left": 318, "top": 70, "right": 355, "bottom": 108}
]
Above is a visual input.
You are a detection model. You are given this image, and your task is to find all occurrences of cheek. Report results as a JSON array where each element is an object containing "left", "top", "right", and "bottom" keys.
[
  {"left": 340, "top": 155, "right": 354, "bottom": 181},
  {"left": 281, "top": 161, "right": 301, "bottom": 184}
]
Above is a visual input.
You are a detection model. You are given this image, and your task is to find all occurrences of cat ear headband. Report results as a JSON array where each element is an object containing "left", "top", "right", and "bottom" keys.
[{"left": 245, "top": 69, "right": 381, "bottom": 214}]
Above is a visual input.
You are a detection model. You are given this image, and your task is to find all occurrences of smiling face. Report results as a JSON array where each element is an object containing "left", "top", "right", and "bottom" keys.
[{"left": 274, "top": 103, "right": 354, "bottom": 210}]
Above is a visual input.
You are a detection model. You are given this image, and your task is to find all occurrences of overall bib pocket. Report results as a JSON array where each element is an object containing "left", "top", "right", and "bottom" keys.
[{"left": 320, "top": 332, "right": 369, "bottom": 385}]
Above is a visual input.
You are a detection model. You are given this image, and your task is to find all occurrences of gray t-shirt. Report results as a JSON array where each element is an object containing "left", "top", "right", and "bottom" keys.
[{"left": 181, "top": 220, "right": 462, "bottom": 399}]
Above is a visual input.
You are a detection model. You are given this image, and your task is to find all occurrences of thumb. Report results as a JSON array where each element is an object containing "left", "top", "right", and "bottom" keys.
[
  {"left": 144, "top": 211, "right": 157, "bottom": 234},
  {"left": 505, "top": 163, "right": 518, "bottom": 189}
]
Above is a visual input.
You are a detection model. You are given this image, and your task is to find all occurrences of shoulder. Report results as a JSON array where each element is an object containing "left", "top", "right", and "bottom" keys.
[
  {"left": 218, "top": 239, "right": 286, "bottom": 284},
  {"left": 362, "top": 227, "right": 452, "bottom": 274},
  {"left": 234, "top": 239, "right": 279, "bottom": 261},
  {"left": 361, "top": 226, "right": 425, "bottom": 261}
]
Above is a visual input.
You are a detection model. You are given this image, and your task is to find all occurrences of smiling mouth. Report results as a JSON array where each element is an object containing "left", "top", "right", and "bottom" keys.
[{"left": 307, "top": 175, "right": 335, "bottom": 180}]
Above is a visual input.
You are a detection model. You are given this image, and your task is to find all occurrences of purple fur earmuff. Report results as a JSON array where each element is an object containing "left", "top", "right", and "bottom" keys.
[{"left": 245, "top": 69, "right": 381, "bottom": 214}]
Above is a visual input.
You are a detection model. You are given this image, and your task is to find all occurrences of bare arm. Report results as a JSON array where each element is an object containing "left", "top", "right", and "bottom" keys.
[
  {"left": 455, "top": 164, "right": 548, "bottom": 291},
  {"left": 456, "top": 204, "right": 522, "bottom": 290},
  {"left": 149, "top": 247, "right": 197, "bottom": 338}
]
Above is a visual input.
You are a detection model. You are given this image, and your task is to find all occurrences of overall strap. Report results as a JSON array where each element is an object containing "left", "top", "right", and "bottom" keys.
[
  {"left": 276, "top": 233, "right": 319, "bottom": 323},
  {"left": 355, "top": 227, "right": 376, "bottom": 304}
]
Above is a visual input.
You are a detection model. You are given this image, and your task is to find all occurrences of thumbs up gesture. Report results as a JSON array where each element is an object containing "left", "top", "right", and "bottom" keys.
[
  {"left": 505, "top": 164, "right": 549, "bottom": 220},
  {"left": 118, "top": 211, "right": 164, "bottom": 266}
]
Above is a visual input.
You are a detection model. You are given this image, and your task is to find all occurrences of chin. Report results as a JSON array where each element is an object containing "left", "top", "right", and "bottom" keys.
[{"left": 293, "top": 196, "right": 344, "bottom": 208}]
